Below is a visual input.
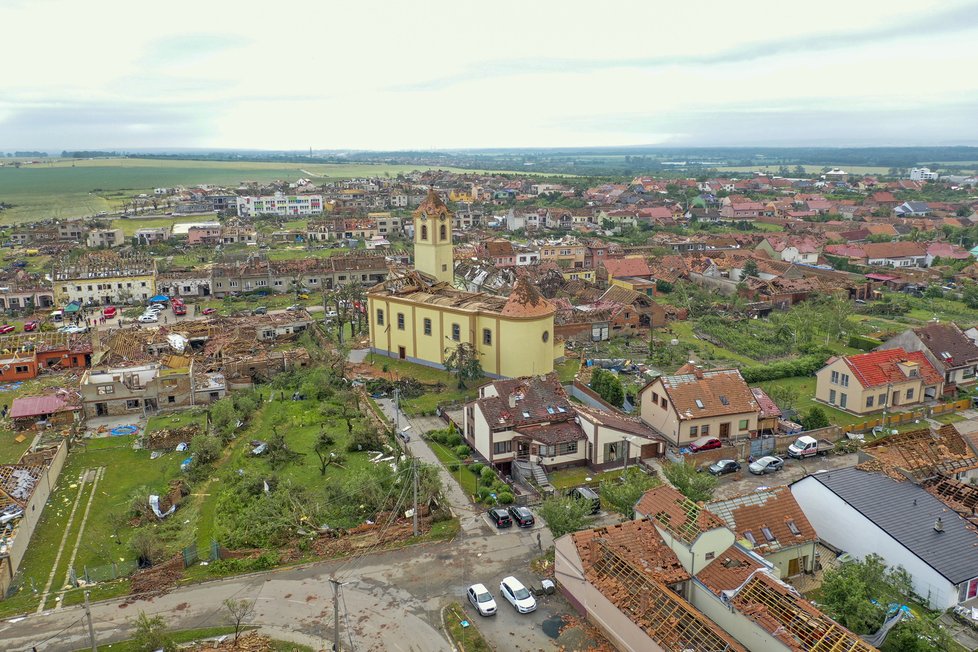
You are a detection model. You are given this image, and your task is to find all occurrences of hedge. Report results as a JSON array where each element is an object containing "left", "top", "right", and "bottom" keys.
[
  {"left": 740, "top": 354, "right": 825, "bottom": 383},
  {"left": 848, "top": 334, "right": 882, "bottom": 352}
]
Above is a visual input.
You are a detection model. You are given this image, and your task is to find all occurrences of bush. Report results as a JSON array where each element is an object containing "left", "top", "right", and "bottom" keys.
[
  {"left": 477, "top": 487, "right": 492, "bottom": 501},
  {"left": 446, "top": 432, "right": 463, "bottom": 447},
  {"left": 662, "top": 461, "right": 717, "bottom": 503},
  {"left": 741, "top": 355, "right": 825, "bottom": 383},
  {"left": 480, "top": 466, "right": 496, "bottom": 485},
  {"left": 190, "top": 435, "right": 222, "bottom": 467},
  {"left": 801, "top": 407, "right": 830, "bottom": 431},
  {"left": 497, "top": 492, "right": 514, "bottom": 504},
  {"left": 848, "top": 334, "right": 882, "bottom": 352},
  {"left": 454, "top": 445, "right": 471, "bottom": 458},
  {"left": 468, "top": 462, "right": 484, "bottom": 475}
]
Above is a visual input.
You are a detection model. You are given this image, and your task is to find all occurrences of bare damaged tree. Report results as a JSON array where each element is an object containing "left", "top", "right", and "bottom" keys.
[{"left": 223, "top": 598, "right": 256, "bottom": 644}]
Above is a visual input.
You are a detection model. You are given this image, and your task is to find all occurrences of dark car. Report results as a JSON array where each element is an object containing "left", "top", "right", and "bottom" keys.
[
  {"left": 507, "top": 506, "right": 535, "bottom": 528},
  {"left": 567, "top": 487, "right": 601, "bottom": 515},
  {"left": 252, "top": 306, "right": 268, "bottom": 315},
  {"left": 488, "top": 508, "right": 512, "bottom": 528},
  {"left": 708, "top": 459, "right": 741, "bottom": 476}
]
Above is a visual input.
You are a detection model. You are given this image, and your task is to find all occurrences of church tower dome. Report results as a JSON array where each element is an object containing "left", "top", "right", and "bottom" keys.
[{"left": 413, "top": 188, "right": 454, "bottom": 284}]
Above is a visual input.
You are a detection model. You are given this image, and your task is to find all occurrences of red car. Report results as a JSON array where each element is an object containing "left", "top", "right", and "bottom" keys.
[
  {"left": 23, "top": 320, "right": 39, "bottom": 332},
  {"left": 202, "top": 307, "right": 217, "bottom": 315},
  {"left": 0, "top": 324, "right": 14, "bottom": 334},
  {"left": 689, "top": 438, "right": 722, "bottom": 453}
]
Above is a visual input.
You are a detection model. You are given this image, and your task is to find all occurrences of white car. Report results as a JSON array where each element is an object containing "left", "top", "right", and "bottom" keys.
[
  {"left": 466, "top": 583, "right": 497, "bottom": 616},
  {"left": 138, "top": 313, "right": 159, "bottom": 323},
  {"left": 146, "top": 304, "right": 166, "bottom": 313},
  {"left": 749, "top": 455, "right": 785, "bottom": 475},
  {"left": 499, "top": 576, "right": 536, "bottom": 614}
]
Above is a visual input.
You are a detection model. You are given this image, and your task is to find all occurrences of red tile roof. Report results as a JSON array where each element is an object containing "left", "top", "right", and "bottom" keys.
[
  {"left": 839, "top": 348, "right": 943, "bottom": 388},
  {"left": 501, "top": 277, "right": 554, "bottom": 318},
  {"left": 600, "top": 257, "right": 652, "bottom": 279},
  {"left": 9, "top": 395, "right": 79, "bottom": 419}
]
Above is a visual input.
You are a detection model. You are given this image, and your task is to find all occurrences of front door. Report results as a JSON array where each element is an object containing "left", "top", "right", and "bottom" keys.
[
  {"left": 788, "top": 558, "right": 801, "bottom": 576},
  {"left": 517, "top": 441, "right": 530, "bottom": 459},
  {"left": 95, "top": 403, "right": 107, "bottom": 417},
  {"left": 398, "top": 346, "right": 406, "bottom": 359},
  {"left": 720, "top": 422, "right": 730, "bottom": 438}
]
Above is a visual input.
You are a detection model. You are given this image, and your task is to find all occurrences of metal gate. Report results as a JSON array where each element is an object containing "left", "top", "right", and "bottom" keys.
[{"left": 750, "top": 437, "right": 776, "bottom": 459}]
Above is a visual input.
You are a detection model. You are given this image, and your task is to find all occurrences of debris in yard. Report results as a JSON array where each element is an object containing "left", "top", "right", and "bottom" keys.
[
  {"left": 145, "top": 424, "right": 202, "bottom": 450},
  {"left": 191, "top": 631, "right": 274, "bottom": 651},
  {"left": 149, "top": 494, "right": 176, "bottom": 519},
  {"left": 128, "top": 555, "right": 184, "bottom": 599}
]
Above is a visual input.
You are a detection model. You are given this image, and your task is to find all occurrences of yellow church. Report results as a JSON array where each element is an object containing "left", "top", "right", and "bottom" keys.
[{"left": 367, "top": 190, "right": 561, "bottom": 378}]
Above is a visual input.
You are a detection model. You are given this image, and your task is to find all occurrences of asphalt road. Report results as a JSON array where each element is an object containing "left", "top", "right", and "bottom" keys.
[{"left": 711, "top": 451, "right": 860, "bottom": 499}]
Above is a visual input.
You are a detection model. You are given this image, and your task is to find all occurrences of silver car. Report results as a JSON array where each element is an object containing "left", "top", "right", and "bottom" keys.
[
  {"left": 749, "top": 455, "right": 784, "bottom": 475},
  {"left": 466, "top": 583, "right": 497, "bottom": 616}
]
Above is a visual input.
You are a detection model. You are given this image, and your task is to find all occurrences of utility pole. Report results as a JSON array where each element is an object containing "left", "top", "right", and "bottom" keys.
[
  {"left": 83, "top": 590, "right": 97, "bottom": 652},
  {"left": 329, "top": 578, "right": 342, "bottom": 652},
  {"left": 412, "top": 456, "right": 419, "bottom": 537}
]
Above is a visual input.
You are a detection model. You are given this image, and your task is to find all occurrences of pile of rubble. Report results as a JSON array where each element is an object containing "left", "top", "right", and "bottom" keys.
[
  {"left": 191, "top": 631, "right": 274, "bottom": 651},
  {"left": 303, "top": 513, "right": 431, "bottom": 558},
  {"left": 129, "top": 554, "right": 184, "bottom": 598},
  {"left": 144, "top": 424, "right": 203, "bottom": 450}
]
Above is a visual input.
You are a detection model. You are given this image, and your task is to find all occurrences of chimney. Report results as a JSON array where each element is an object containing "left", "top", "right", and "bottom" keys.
[{"left": 934, "top": 517, "right": 944, "bottom": 533}]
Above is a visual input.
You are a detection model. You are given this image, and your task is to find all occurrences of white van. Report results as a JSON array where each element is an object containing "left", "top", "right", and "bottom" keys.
[{"left": 50, "top": 309, "right": 64, "bottom": 323}]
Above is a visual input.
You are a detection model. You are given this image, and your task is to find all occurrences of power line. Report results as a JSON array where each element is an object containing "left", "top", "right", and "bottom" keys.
[
  {"left": 341, "top": 584, "right": 357, "bottom": 651},
  {"left": 20, "top": 616, "right": 85, "bottom": 652}
]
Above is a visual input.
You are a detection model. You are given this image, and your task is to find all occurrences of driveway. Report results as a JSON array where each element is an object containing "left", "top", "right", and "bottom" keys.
[{"left": 712, "top": 452, "right": 859, "bottom": 499}]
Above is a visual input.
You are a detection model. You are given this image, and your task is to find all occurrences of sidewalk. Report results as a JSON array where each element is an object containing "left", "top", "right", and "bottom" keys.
[{"left": 374, "top": 397, "right": 485, "bottom": 535}]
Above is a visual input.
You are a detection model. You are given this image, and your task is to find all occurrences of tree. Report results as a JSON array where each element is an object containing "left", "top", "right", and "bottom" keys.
[
  {"left": 590, "top": 368, "right": 625, "bottom": 408},
  {"left": 130, "top": 530, "right": 164, "bottom": 567},
  {"left": 800, "top": 406, "right": 830, "bottom": 431},
  {"left": 599, "top": 468, "right": 660, "bottom": 518},
  {"left": 267, "top": 427, "right": 301, "bottom": 469},
  {"left": 209, "top": 398, "right": 240, "bottom": 442},
  {"left": 537, "top": 495, "right": 593, "bottom": 539},
  {"left": 963, "top": 283, "right": 978, "bottom": 309},
  {"left": 443, "top": 342, "right": 484, "bottom": 389},
  {"left": 190, "top": 434, "right": 222, "bottom": 467},
  {"left": 742, "top": 258, "right": 759, "bottom": 278},
  {"left": 313, "top": 431, "right": 336, "bottom": 476},
  {"left": 661, "top": 461, "right": 717, "bottom": 502},
  {"left": 131, "top": 611, "right": 175, "bottom": 652},
  {"left": 881, "top": 614, "right": 952, "bottom": 652},
  {"left": 321, "top": 390, "right": 359, "bottom": 435},
  {"left": 223, "top": 598, "right": 256, "bottom": 644}
]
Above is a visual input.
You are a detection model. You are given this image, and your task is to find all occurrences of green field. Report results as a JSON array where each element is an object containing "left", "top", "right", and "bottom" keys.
[{"left": 0, "top": 158, "right": 526, "bottom": 225}]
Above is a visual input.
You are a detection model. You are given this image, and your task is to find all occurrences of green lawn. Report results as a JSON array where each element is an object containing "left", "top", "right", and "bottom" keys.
[
  {"left": 669, "top": 321, "right": 760, "bottom": 367},
  {"left": 555, "top": 358, "right": 581, "bottom": 383},
  {"left": 749, "top": 221, "right": 785, "bottom": 232},
  {"left": 758, "top": 376, "right": 864, "bottom": 427},
  {"left": 549, "top": 466, "right": 627, "bottom": 490},
  {"left": 428, "top": 438, "right": 479, "bottom": 498},
  {"left": 111, "top": 215, "right": 215, "bottom": 236},
  {"left": 365, "top": 355, "right": 486, "bottom": 415},
  {"left": 444, "top": 602, "right": 492, "bottom": 652},
  {"left": 145, "top": 409, "right": 207, "bottom": 434}
]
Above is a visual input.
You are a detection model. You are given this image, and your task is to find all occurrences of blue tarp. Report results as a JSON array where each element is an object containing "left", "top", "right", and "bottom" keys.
[{"left": 149, "top": 295, "right": 169, "bottom": 303}]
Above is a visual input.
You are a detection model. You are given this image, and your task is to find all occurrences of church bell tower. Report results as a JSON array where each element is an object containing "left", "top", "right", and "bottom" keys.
[{"left": 413, "top": 188, "right": 454, "bottom": 284}]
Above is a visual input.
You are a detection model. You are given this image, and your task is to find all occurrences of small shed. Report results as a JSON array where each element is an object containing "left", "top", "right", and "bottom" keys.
[{"left": 8, "top": 395, "right": 80, "bottom": 430}]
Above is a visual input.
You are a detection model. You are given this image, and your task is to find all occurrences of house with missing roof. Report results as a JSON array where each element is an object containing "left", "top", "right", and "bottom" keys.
[
  {"left": 554, "top": 484, "right": 873, "bottom": 652},
  {"left": 706, "top": 487, "right": 819, "bottom": 579},
  {"left": 791, "top": 466, "right": 978, "bottom": 610},
  {"left": 462, "top": 374, "right": 664, "bottom": 477},
  {"left": 638, "top": 368, "right": 759, "bottom": 447},
  {"left": 877, "top": 322, "right": 978, "bottom": 390},
  {"left": 814, "top": 348, "right": 944, "bottom": 415}
]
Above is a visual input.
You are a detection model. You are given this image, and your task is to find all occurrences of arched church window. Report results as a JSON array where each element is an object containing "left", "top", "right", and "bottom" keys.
[
  {"left": 440, "top": 224, "right": 447, "bottom": 240},
  {"left": 421, "top": 225, "right": 428, "bottom": 240}
]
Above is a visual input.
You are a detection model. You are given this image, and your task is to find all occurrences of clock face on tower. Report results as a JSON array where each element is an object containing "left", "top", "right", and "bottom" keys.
[
  {"left": 439, "top": 213, "right": 446, "bottom": 221},
  {"left": 420, "top": 212, "right": 428, "bottom": 221}
]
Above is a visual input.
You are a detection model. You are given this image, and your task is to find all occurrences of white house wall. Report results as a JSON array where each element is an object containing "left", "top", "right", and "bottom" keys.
[{"left": 790, "top": 478, "right": 956, "bottom": 610}]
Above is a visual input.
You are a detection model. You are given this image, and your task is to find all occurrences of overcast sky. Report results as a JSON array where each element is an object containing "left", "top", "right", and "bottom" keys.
[{"left": 2, "top": 0, "right": 977, "bottom": 151}]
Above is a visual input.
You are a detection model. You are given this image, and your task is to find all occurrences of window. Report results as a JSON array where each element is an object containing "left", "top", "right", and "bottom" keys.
[
  {"left": 397, "top": 313, "right": 405, "bottom": 330},
  {"left": 743, "top": 531, "right": 757, "bottom": 545},
  {"left": 786, "top": 520, "right": 801, "bottom": 536},
  {"left": 126, "top": 399, "right": 140, "bottom": 409},
  {"left": 651, "top": 391, "right": 659, "bottom": 405},
  {"left": 839, "top": 393, "right": 847, "bottom": 408},
  {"left": 376, "top": 309, "right": 384, "bottom": 325},
  {"left": 695, "top": 399, "right": 705, "bottom": 409},
  {"left": 420, "top": 225, "right": 428, "bottom": 240},
  {"left": 866, "top": 395, "right": 874, "bottom": 408},
  {"left": 701, "top": 425, "right": 710, "bottom": 436},
  {"left": 689, "top": 426, "right": 698, "bottom": 437},
  {"left": 483, "top": 328, "right": 492, "bottom": 345},
  {"left": 841, "top": 373, "right": 849, "bottom": 387},
  {"left": 542, "top": 331, "right": 549, "bottom": 343},
  {"left": 540, "top": 444, "right": 556, "bottom": 457},
  {"left": 878, "top": 393, "right": 887, "bottom": 405},
  {"left": 761, "top": 527, "right": 777, "bottom": 542},
  {"left": 660, "top": 397, "right": 666, "bottom": 408},
  {"left": 451, "top": 324, "right": 460, "bottom": 341},
  {"left": 739, "top": 419, "right": 748, "bottom": 430},
  {"left": 423, "top": 318, "right": 432, "bottom": 336},
  {"left": 906, "top": 388, "right": 914, "bottom": 400},
  {"left": 167, "top": 395, "right": 176, "bottom": 404},
  {"left": 830, "top": 370, "right": 839, "bottom": 384},
  {"left": 704, "top": 551, "right": 715, "bottom": 561},
  {"left": 440, "top": 224, "right": 447, "bottom": 240},
  {"left": 829, "top": 389, "right": 836, "bottom": 404},
  {"left": 493, "top": 440, "right": 513, "bottom": 455},
  {"left": 15, "top": 365, "right": 29, "bottom": 374}
]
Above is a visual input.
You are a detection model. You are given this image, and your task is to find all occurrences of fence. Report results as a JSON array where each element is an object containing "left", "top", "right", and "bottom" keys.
[
  {"left": 845, "top": 399, "right": 971, "bottom": 434},
  {"left": 674, "top": 425, "right": 844, "bottom": 466}
]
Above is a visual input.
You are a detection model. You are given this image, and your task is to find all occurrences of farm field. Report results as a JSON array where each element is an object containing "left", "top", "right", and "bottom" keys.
[{"left": 0, "top": 158, "right": 526, "bottom": 225}]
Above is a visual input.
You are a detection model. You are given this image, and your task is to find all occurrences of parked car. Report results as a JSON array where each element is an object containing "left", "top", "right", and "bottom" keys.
[
  {"left": 146, "top": 304, "right": 165, "bottom": 313},
  {"left": 102, "top": 306, "right": 117, "bottom": 319},
  {"left": 708, "top": 459, "right": 741, "bottom": 476},
  {"left": 487, "top": 508, "right": 512, "bottom": 528},
  {"left": 0, "top": 324, "right": 14, "bottom": 334},
  {"left": 507, "top": 506, "right": 535, "bottom": 528},
  {"left": 252, "top": 306, "right": 268, "bottom": 315},
  {"left": 499, "top": 576, "right": 537, "bottom": 614},
  {"left": 138, "top": 313, "right": 159, "bottom": 323},
  {"left": 749, "top": 455, "right": 784, "bottom": 475},
  {"left": 23, "top": 320, "right": 38, "bottom": 332},
  {"left": 286, "top": 304, "right": 301, "bottom": 311},
  {"left": 689, "top": 438, "right": 722, "bottom": 452},
  {"left": 59, "top": 324, "right": 87, "bottom": 334},
  {"left": 202, "top": 307, "right": 217, "bottom": 315},
  {"left": 787, "top": 435, "right": 835, "bottom": 459},
  {"left": 173, "top": 304, "right": 187, "bottom": 316},
  {"left": 567, "top": 486, "right": 601, "bottom": 514},
  {"left": 466, "top": 583, "right": 497, "bottom": 616}
]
